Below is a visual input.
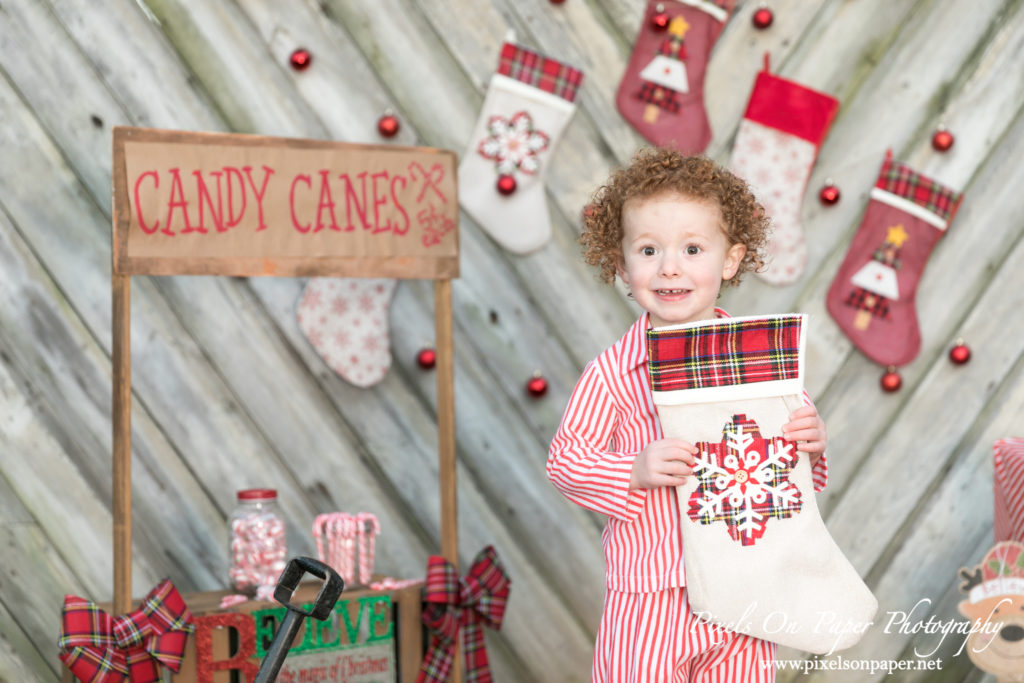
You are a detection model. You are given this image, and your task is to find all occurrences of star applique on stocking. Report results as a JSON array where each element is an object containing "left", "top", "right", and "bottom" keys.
[{"left": 297, "top": 278, "right": 397, "bottom": 388}]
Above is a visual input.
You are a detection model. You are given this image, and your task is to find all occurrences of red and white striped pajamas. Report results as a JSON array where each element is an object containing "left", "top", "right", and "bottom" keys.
[{"left": 547, "top": 311, "right": 828, "bottom": 682}]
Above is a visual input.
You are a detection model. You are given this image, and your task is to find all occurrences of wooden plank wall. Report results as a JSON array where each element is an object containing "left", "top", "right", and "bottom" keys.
[{"left": 0, "top": 0, "right": 1020, "bottom": 680}]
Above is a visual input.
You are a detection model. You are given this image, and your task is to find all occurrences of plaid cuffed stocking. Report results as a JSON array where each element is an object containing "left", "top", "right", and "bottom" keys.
[
  {"left": 458, "top": 41, "right": 583, "bottom": 254},
  {"left": 616, "top": 0, "right": 734, "bottom": 153},
  {"left": 826, "top": 152, "right": 963, "bottom": 368},
  {"left": 730, "top": 54, "right": 839, "bottom": 285},
  {"left": 297, "top": 278, "right": 397, "bottom": 387},
  {"left": 647, "top": 314, "right": 876, "bottom": 654}
]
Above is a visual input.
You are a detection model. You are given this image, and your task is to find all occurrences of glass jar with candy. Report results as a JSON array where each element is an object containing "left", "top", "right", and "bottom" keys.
[{"left": 228, "top": 488, "right": 287, "bottom": 596}]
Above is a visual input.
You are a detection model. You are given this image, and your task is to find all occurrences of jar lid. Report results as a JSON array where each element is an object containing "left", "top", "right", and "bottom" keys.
[{"left": 237, "top": 488, "right": 277, "bottom": 501}]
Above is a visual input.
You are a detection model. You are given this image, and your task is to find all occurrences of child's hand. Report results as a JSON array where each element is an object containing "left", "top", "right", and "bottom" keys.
[
  {"left": 783, "top": 405, "right": 827, "bottom": 467},
  {"left": 629, "top": 439, "right": 697, "bottom": 490}
]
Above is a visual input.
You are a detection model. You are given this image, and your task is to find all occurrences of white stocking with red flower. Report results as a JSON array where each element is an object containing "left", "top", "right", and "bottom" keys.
[{"left": 458, "top": 41, "right": 583, "bottom": 254}]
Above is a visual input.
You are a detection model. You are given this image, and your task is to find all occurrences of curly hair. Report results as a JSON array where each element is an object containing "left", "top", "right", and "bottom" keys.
[{"left": 580, "top": 147, "right": 769, "bottom": 285}]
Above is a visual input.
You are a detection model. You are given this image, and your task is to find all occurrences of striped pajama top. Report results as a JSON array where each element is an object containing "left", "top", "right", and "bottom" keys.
[{"left": 547, "top": 310, "right": 828, "bottom": 593}]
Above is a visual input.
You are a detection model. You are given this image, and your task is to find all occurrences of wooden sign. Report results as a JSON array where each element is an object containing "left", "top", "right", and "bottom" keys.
[
  {"left": 193, "top": 594, "right": 396, "bottom": 683},
  {"left": 111, "top": 127, "right": 458, "bottom": 279}
]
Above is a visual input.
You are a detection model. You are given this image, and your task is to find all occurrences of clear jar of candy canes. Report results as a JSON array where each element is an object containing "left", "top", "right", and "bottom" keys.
[{"left": 228, "top": 489, "right": 287, "bottom": 596}]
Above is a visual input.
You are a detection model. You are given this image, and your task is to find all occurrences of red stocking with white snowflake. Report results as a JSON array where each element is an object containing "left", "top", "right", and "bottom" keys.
[
  {"left": 730, "top": 54, "right": 839, "bottom": 285},
  {"left": 616, "top": 0, "right": 734, "bottom": 153},
  {"left": 826, "top": 152, "right": 963, "bottom": 368},
  {"left": 458, "top": 41, "right": 583, "bottom": 254},
  {"left": 648, "top": 314, "right": 876, "bottom": 654},
  {"left": 297, "top": 278, "right": 397, "bottom": 388}
]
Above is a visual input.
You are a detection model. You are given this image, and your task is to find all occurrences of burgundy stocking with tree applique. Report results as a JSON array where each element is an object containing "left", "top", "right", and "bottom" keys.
[
  {"left": 826, "top": 152, "right": 963, "bottom": 368},
  {"left": 616, "top": 0, "right": 734, "bottom": 153}
]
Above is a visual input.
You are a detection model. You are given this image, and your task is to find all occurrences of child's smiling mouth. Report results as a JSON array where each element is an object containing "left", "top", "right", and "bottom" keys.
[{"left": 656, "top": 288, "right": 690, "bottom": 296}]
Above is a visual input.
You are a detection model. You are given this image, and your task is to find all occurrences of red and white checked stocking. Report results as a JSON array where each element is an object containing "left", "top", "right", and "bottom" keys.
[
  {"left": 826, "top": 152, "right": 963, "bottom": 367},
  {"left": 730, "top": 54, "right": 839, "bottom": 285},
  {"left": 616, "top": 0, "right": 734, "bottom": 153},
  {"left": 297, "top": 278, "right": 397, "bottom": 387}
]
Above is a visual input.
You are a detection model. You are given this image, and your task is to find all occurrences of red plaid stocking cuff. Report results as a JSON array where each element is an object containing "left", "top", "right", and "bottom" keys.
[
  {"left": 647, "top": 315, "right": 804, "bottom": 393},
  {"left": 874, "top": 152, "right": 963, "bottom": 225},
  {"left": 497, "top": 42, "right": 584, "bottom": 103}
]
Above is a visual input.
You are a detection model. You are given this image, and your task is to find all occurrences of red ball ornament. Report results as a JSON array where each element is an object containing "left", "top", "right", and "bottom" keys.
[
  {"left": 416, "top": 347, "right": 437, "bottom": 370},
  {"left": 932, "top": 126, "right": 954, "bottom": 152},
  {"left": 549, "top": 0, "right": 566, "bottom": 4},
  {"left": 949, "top": 340, "right": 971, "bottom": 365},
  {"left": 819, "top": 181, "right": 840, "bottom": 206},
  {"left": 880, "top": 367, "right": 902, "bottom": 393},
  {"left": 377, "top": 112, "right": 400, "bottom": 138},
  {"left": 289, "top": 48, "right": 312, "bottom": 71},
  {"left": 526, "top": 372, "right": 548, "bottom": 398},
  {"left": 650, "top": 4, "right": 670, "bottom": 31},
  {"left": 752, "top": 5, "right": 774, "bottom": 29},
  {"left": 496, "top": 174, "right": 517, "bottom": 195}
]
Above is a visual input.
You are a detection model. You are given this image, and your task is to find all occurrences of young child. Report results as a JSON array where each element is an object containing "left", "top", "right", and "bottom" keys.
[{"left": 547, "top": 147, "right": 828, "bottom": 682}]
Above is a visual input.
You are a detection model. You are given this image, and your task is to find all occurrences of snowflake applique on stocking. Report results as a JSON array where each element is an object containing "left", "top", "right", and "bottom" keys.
[
  {"left": 478, "top": 111, "right": 550, "bottom": 177},
  {"left": 688, "top": 414, "right": 801, "bottom": 546}
]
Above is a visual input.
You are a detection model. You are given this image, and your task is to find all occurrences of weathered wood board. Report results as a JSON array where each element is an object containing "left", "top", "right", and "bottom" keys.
[{"left": 1, "top": 0, "right": 1020, "bottom": 681}]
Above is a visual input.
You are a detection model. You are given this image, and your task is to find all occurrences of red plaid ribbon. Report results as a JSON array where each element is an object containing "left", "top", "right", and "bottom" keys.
[
  {"left": 417, "top": 546, "right": 510, "bottom": 683},
  {"left": 875, "top": 153, "right": 963, "bottom": 223},
  {"left": 647, "top": 316, "right": 802, "bottom": 391},
  {"left": 58, "top": 579, "right": 194, "bottom": 682},
  {"left": 497, "top": 42, "right": 584, "bottom": 103}
]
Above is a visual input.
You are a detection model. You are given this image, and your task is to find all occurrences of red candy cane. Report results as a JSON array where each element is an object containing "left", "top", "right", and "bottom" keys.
[
  {"left": 356, "top": 513, "right": 380, "bottom": 585},
  {"left": 313, "top": 513, "right": 331, "bottom": 564},
  {"left": 311, "top": 511, "right": 380, "bottom": 586}
]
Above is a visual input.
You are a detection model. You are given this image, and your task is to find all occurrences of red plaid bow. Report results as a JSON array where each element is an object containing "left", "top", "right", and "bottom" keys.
[
  {"left": 417, "top": 546, "right": 511, "bottom": 683},
  {"left": 58, "top": 579, "right": 194, "bottom": 683}
]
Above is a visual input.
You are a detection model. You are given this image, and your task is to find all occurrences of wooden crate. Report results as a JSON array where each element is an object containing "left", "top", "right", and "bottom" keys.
[{"left": 61, "top": 579, "right": 424, "bottom": 683}]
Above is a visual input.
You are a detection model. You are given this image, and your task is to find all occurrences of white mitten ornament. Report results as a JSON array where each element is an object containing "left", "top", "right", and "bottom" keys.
[{"left": 297, "top": 278, "right": 397, "bottom": 388}]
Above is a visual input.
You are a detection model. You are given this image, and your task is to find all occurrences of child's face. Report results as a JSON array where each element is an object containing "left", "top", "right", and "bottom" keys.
[{"left": 617, "top": 192, "right": 746, "bottom": 328}]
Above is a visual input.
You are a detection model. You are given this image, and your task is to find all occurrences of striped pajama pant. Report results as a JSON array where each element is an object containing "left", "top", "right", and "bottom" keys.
[{"left": 593, "top": 587, "right": 776, "bottom": 682}]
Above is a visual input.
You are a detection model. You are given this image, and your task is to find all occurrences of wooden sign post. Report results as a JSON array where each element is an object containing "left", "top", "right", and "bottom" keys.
[{"left": 111, "top": 126, "right": 460, "bottom": 679}]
